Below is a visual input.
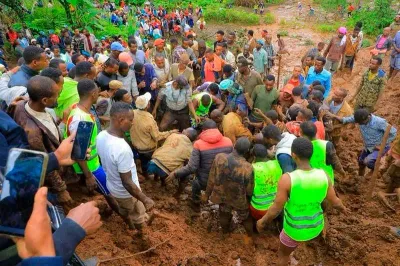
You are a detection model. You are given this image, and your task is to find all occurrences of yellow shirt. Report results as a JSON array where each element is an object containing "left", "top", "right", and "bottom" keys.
[
  {"left": 368, "top": 71, "right": 378, "bottom": 81},
  {"left": 152, "top": 133, "right": 193, "bottom": 174},
  {"left": 130, "top": 109, "right": 173, "bottom": 152},
  {"left": 222, "top": 112, "right": 253, "bottom": 144}
]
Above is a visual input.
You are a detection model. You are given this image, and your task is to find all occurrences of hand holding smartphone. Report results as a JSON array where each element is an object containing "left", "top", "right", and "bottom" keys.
[
  {"left": 71, "top": 121, "right": 94, "bottom": 161},
  {"left": 0, "top": 149, "right": 48, "bottom": 236}
]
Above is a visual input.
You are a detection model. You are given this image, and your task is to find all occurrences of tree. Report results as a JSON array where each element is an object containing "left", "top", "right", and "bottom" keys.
[
  {"left": 56, "top": 0, "right": 73, "bottom": 25},
  {"left": 0, "top": 0, "right": 27, "bottom": 20},
  {"left": 348, "top": 0, "right": 395, "bottom": 35}
]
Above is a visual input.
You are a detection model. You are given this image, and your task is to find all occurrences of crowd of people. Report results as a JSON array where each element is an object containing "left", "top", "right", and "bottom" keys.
[{"left": 0, "top": 2, "right": 400, "bottom": 266}]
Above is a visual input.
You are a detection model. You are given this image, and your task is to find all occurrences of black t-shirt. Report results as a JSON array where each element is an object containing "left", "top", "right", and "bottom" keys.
[{"left": 95, "top": 71, "right": 117, "bottom": 91}]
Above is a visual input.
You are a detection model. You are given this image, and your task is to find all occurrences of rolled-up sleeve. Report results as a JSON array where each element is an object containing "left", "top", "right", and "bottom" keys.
[{"left": 342, "top": 115, "right": 355, "bottom": 124}]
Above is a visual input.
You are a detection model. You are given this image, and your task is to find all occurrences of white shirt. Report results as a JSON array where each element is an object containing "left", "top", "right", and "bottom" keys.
[
  {"left": 97, "top": 131, "right": 141, "bottom": 198},
  {"left": 25, "top": 103, "right": 60, "bottom": 140},
  {"left": 0, "top": 72, "right": 27, "bottom": 106},
  {"left": 225, "top": 50, "right": 236, "bottom": 68}
]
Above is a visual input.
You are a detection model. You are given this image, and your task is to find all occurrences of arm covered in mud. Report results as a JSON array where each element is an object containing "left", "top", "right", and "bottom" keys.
[
  {"left": 326, "top": 141, "right": 345, "bottom": 175},
  {"left": 120, "top": 172, "right": 154, "bottom": 211},
  {"left": 326, "top": 177, "right": 348, "bottom": 213}
]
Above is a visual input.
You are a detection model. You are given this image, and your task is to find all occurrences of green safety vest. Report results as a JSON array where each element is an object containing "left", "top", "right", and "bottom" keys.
[
  {"left": 251, "top": 160, "right": 282, "bottom": 211},
  {"left": 193, "top": 92, "right": 212, "bottom": 116},
  {"left": 64, "top": 105, "right": 100, "bottom": 174},
  {"left": 283, "top": 169, "right": 328, "bottom": 242},
  {"left": 310, "top": 139, "right": 334, "bottom": 184}
]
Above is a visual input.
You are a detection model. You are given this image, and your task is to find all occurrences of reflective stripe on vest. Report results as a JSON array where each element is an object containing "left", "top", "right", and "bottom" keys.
[
  {"left": 251, "top": 160, "right": 282, "bottom": 211},
  {"left": 283, "top": 169, "right": 328, "bottom": 242},
  {"left": 193, "top": 92, "right": 212, "bottom": 116},
  {"left": 65, "top": 105, "right": 100, "bottom": 173},
  {"left": 310, "top": 139, "right": 334, "bottom": 184}
]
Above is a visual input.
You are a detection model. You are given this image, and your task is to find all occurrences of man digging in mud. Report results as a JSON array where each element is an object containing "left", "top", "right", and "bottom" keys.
[
  {"left": 378, "top": 133, "right": 400, "bottom": 208},
  {"left": 256, "top": 137, "right": 348, "bottom": 266},
  {"left": 97, "top": 102, "right": 155, "bottom": 236},
  {"left": 332, "top": 108, "right": 397, "bottom": 177},
  {"left": 202, "top": 137, "right": 254, "bottom": 235}
]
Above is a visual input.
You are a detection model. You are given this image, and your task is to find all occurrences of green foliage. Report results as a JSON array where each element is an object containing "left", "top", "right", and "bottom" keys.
[
  {"left": 315, "top": 23, "right": 340, "bottom": 33},
  {"left": 347, "top": 0, "right": 395, "bottom": 36},
  {"left": 313, "top": 0, "right": 346, "bottom": 11},
  {"left": 361, "top": 38, "right": 372, "bottom": 48},
  {"left": 277, "top": 29, "right": 288, "bottom": 36},
  {"left": 263, "top": 12, "right": 276, "bottom": 24},
  {"left": 14, "top": 6, "right": 68, "bottom": 33},
  {"left": 204, "top": 7, "right": 259, "bottom": 25},
  {"left": 303, "top": 39, "right": 315, "bottom": 46}
]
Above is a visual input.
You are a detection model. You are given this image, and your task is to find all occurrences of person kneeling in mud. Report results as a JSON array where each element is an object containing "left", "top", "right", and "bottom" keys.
[
  {"left": 380, "top": 134, "right": 400, "bottom": 204},
  {"left": 202, "top": 137, "right": 254, "bottom": 235},
  {"left": 257, "top": 137, "right": 348, "bottom": 266},
  {"left": 97, "top": 102, "right": 155, "bottom": 235}
]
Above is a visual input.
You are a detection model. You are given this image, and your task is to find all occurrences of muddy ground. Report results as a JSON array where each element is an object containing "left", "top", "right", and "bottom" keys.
[{"left": 72, "top": 3, "right": 400, "bottom": 266}]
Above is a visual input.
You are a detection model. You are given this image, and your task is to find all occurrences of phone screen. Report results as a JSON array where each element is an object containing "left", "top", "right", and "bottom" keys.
[
  {"left": 0, "top": 149, "right": 47, "bottom": 236},
  {"left": 71, "top": 121, "right": 94, "bottom": 161}
]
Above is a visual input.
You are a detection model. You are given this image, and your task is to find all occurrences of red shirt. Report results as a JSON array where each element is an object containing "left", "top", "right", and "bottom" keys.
[{"left": 286, "top": 121, "right": 325, "bottom": 140}]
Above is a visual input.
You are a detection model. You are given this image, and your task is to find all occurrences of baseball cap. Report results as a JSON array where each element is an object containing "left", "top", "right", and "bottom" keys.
[
  {"left": 0, "top": 64, "right": 5, "bottom": 72},
  {"left": 111, "top": 41, "right": 124, "bottom": 52},
  {"left": 282, "top": 84, "right": 295, "bottom": 95},
  {"left": 97, "top": 54, "right": 109, "bottom": 64},
  {"left": 174, "top": 75, "right": 190, "bottom": 90},
  {"left": 81, "top": 51, "right": 91, "bottom": 57},
  {"left": 338, "top": 27, "right": 347, "bottom": 34},
  {"left": 31, "top": 39, "right": 37, "bottom": 43},
  {"left": 219, "top": 79, "right": 234, "bottom": 91},
  {"left": 154, "top": 38, "right": 165, "bottom": 46},
  {"left": 237, "top": 58, "right": 249, "bottom": 68},
  {"left": 119, "top": 52, "right": 134, "bottom": 66},
  {"left": 257, "top": 39, "right": 265, "bottom": 45},
  {"left": 135, "top": 92, "right": 152, "bottom": 109}
]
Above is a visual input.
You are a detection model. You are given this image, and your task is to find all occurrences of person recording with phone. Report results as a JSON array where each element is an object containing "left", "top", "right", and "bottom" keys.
[{"left": 0, "top": 132, "right": 102, "bottom": 266}]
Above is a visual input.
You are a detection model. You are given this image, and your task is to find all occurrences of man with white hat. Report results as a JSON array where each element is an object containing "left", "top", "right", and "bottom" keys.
[
  {"left": 131, "top": 92, "right": 178, "bottom": 179},
  {"left": 30, "top": 39, "right": 40, "bottom": 47}
]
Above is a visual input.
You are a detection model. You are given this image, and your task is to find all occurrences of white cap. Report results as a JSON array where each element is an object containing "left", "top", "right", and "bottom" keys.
[
  {"left": 97, "top": 54, "right": 109, "bottom": 64},
  {"left": 135, "top": 92, "right": 152, "bottom": 110}
]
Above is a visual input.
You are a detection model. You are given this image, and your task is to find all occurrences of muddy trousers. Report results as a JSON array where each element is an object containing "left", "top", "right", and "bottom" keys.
[
  {"left": 219, "top": 204, "right": 253, "bottom": 234},
  {"left": 192, "top": 177, "right": 207, "bottom": 204}
]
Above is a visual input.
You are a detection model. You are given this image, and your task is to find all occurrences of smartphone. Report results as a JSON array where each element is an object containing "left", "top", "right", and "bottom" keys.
[
  {"left": 0, "top": 149, "right": 48, "bottom": 236},
  {"left": 71, "top": 121, "right": 94, "bottom": 161}
]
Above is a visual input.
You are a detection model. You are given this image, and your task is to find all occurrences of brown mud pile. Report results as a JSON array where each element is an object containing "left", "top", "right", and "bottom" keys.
[{"left": 73, "top": 4, "right": 400, "bottom": 266}]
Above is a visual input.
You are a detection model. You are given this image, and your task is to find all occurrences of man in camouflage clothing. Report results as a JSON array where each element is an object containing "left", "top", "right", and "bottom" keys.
[
  {"left": 351, "top": 56, "right": 386, "bottom": 112},
  {"left": 203, "top": 137, "right": 254, "bottom": 234}
]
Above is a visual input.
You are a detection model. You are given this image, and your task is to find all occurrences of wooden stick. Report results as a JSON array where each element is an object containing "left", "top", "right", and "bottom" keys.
[
  {"left": 276, "top": 55, "right": 282, "bottom": 90},
  {"left": 147, "top": 210, "right": 176, "bottom": 226},
  {"left": 98, "top": 237, "right": 172, "bottom": 264},
  {"left": 367, "top": 124, "right": 392, "bottom": 200}
]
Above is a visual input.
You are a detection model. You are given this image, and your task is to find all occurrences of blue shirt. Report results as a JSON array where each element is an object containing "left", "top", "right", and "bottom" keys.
[
  {"left": 252, "top": 48, "right": 268, "bottom": 74},
  {"left": 342, "top": 114, "right": 397, "bottom": 151},
  {"left": 306, "top": 66, "right": 332, "bottom": 98},
  {"left": 18, "top": 38, "right": 29, "bottom": 49},
  {"left": 135, "top": 63, "right": 158, "bottom": 100},
  {"left": 8, "top": 64, "right": 39, "bottom": 88}
]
